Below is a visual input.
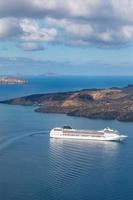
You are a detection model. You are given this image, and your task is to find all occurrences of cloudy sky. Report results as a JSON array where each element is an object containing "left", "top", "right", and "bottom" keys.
[{"left": 0, "top": 0, "right": 133, "bottom": 75}]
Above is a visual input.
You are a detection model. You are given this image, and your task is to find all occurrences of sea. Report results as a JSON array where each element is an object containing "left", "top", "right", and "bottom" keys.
[{"left": 0, "top": 76, "right": 133, "bottom": 200}]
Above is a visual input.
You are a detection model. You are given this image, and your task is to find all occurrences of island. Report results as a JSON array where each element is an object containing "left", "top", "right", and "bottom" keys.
[
  {"left": 0, "top": 76, "right": 27, "bottom": 85},
  {"left": 0, "top": 85, "right": 133, "bottom": 122}
]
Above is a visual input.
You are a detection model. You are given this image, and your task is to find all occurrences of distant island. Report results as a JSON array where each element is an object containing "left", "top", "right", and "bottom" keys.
[
  {"left": 0, "top": 76, "right": 27, "bottom": 85},
  {"left": 1, "top": 85, "right": 133, "bottom": 122}
]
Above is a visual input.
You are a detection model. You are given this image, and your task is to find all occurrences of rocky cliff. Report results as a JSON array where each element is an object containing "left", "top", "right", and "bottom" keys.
[{"left": 1, "top": 85, "right": 133, "bottom": 122}]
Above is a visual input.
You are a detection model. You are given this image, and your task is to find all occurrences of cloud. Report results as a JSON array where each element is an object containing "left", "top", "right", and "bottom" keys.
[
  {"left": 20, "top": 19, "right": 57, "bottom": 42},
  {"left": 0, "top": 18, "right": 22, "bottom": 39},
  {"left": 1, "top": 0, "right": 133, "bottom": 47},
  {"left": 0, "top": 0, "right": 133, "bottom": 21},
  {"left": 19, "top": 42, "right": 44, "bottom": 51},
  {"left": 0, "top": 18, "right": 57, "bottom": 51}
]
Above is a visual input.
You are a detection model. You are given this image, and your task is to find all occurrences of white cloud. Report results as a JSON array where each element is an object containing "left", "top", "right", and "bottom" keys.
[
  {"left": 0, "top": 18, "right": 57, "bottom": 51},
  {"left": 20, "top": 42, "right": 44, "bottom": 51},
  {"left": 0, "top": 0, "right": 133, "bottom": 47},
  {"left": 20, "top": 19, "right": 57, "bottom": 42}
]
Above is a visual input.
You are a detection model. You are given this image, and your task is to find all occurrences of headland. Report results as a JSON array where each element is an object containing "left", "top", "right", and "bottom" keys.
[{"left": 1, "top": 85, "right": 133, "bottom": 122}]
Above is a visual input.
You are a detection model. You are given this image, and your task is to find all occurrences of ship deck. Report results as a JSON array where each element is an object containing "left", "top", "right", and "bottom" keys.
[{"left": 62, "top": 130, "right": 104, "bottom": 137}]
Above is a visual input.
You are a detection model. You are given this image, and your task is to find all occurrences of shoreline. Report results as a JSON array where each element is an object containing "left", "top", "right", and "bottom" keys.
[{"left": 0, "top": 85, "right": 133, "bottom": 122}]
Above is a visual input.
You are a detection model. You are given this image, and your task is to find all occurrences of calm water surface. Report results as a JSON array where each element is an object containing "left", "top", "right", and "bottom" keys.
[
  {"left": 0, "top": 76, "right": 133, "bottom": 100},
  {"left": 0, "top": 76, "right": 133, "bottom": 200}
]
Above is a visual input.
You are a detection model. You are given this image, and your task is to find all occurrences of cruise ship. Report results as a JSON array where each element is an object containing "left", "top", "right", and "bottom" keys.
[{"left": 50, "top": 126, "right": 127, "bottom": 142}]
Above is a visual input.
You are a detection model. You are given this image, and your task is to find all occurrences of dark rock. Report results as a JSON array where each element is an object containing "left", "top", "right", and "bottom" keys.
[{"left": 1, "top": 86, "right": 133, "bottom": 122}]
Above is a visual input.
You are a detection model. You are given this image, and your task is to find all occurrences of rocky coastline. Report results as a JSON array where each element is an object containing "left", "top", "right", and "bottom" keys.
[{"left": 1, "top": 85, "right": 133, "bottom": 122}]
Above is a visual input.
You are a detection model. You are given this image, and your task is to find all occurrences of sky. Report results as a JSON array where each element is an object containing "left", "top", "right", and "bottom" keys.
[{"left": 0, "top": 0, "right": 133, "bottom": 76}]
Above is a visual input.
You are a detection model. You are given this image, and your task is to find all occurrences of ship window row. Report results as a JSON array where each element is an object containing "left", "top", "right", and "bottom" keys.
[
  {"left": 62, "top": 133, "right": 103, "bottom": 137},
  {"left": 63, "top": 131, "right": 104, "bottom": 135}
]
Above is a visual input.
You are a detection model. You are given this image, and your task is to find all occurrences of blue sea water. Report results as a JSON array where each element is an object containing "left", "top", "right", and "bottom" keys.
[
  {"left": 0, "top": 76, "right": 133, "bottom": 100},
  {"left": 0, "top": 76, "right": 133, "bottom": 200}
]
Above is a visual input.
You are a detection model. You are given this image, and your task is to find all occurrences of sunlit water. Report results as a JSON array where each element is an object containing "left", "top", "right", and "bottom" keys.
[{"left": 0, "top": 76, "right": 133, "bottom": 200}]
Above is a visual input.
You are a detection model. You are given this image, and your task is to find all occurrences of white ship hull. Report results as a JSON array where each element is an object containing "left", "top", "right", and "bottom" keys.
[{"left": 50, "top": 128, "right": 127, "bottom": 142}]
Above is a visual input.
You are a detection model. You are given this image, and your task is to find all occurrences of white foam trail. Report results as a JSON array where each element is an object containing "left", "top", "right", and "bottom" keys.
[{"left": 0, "top": 130, "right": 49, "bottom": 151}]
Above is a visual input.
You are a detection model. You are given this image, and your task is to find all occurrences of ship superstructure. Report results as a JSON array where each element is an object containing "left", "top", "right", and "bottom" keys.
[{"left": 50, "top": 126, "right": 127, "bottom": 142}]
